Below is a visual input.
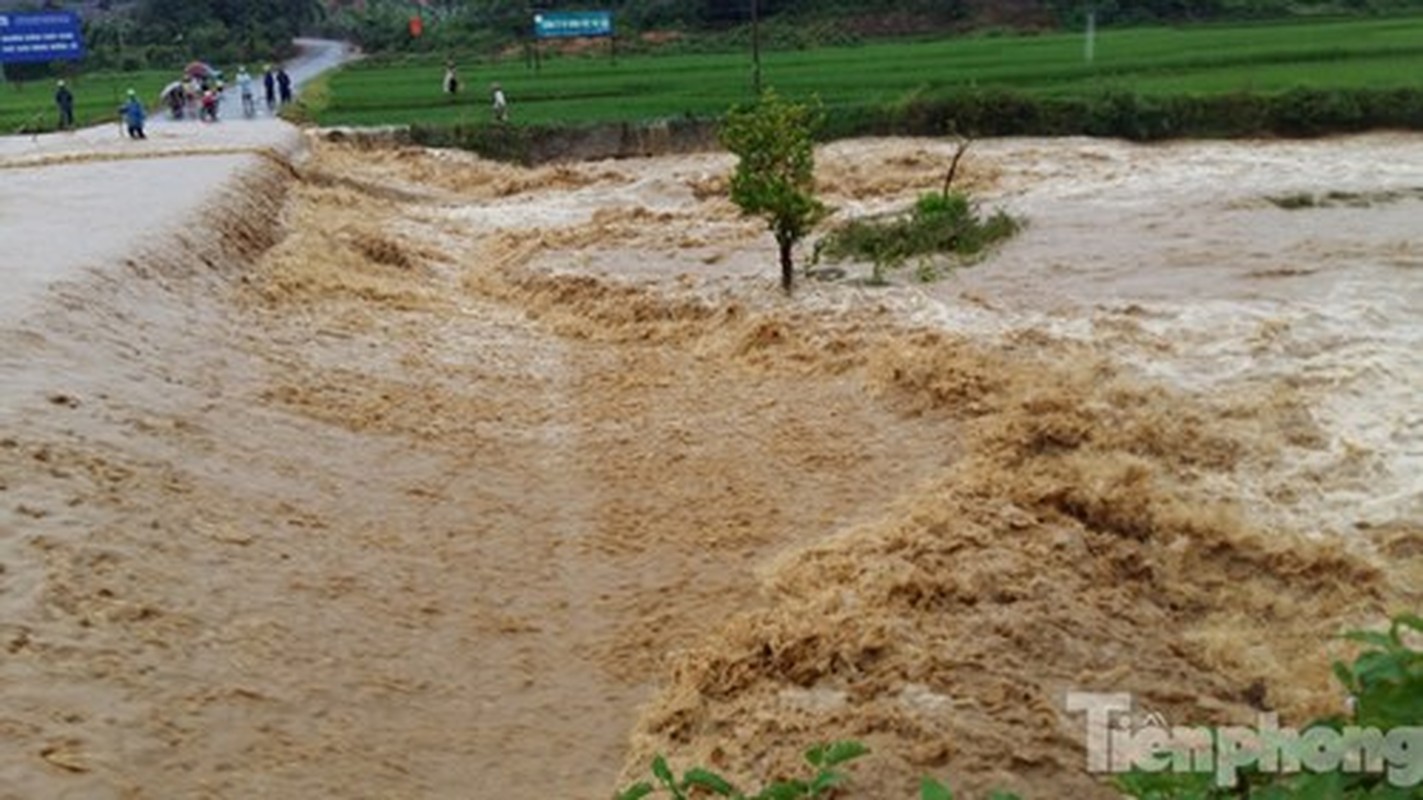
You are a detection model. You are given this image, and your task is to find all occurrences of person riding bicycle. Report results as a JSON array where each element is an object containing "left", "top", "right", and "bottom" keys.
[{"left": 236, "top": 66, "right": 256, "bottom": 118}]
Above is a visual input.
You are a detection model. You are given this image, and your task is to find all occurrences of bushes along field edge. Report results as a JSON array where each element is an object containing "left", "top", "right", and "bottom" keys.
[{"left": 398, "top": 85, "right": 1423, "bottom": 165}]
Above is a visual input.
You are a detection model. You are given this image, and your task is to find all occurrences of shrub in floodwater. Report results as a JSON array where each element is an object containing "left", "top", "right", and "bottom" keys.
[
  {"left": 818, "top": 190, "right": 1021, "bottom": 285},
  {"left": 1268, "top": 192, "right": 1317, "bottom": 209}
]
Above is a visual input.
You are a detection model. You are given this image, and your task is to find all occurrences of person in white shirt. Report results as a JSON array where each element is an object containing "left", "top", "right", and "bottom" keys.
[{"left": 491, "top": 82, "right": 507, "bottom": 122}]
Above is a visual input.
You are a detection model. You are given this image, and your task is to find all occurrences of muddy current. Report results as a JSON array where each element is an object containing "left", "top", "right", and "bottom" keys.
[{"left": 1, "top": 132, "right": 1420, "bottom": 799}]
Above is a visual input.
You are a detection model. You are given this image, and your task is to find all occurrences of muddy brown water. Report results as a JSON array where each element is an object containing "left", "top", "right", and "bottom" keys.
[{"left": 2, "top": 132, "right": 1420, "bottom": 799}]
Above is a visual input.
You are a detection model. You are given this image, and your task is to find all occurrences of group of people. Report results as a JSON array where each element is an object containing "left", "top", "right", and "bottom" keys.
[
  {"left": 52, "top": 62, "right": 295, "bottom": 137},
  {"left": 161, "top": 65, "right": 292, "bottom": 123},
  {"left": 51, "top": 79, "right": 147, "bottom": 138},
  {"left": 443, "top": 61, "right": 508, "bottom": 122}
]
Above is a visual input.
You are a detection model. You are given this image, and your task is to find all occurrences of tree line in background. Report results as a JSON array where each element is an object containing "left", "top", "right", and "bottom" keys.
[
  {"left": 21, "top": 0, "right": 325, "bottom": 73},
  {"left": 12, "top": 0, "right": 1423, "bottom": 72}
]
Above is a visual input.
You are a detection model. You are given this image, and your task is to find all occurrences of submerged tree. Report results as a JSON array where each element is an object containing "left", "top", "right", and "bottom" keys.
[{"left": 719, "top": 88, "right": 827, "bottom": 293}]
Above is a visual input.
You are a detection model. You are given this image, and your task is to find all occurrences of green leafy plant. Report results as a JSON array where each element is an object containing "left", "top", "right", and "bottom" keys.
[
  {"left": 920, "top": 776, "right": 1023, "bottom": 799},
  {"left": 819, "top": 191, "right": 1020, "bottom": 284},
  {"left": 1113, "top": 612, "right": 1423, "bottom": 799},
  {"left": 719, "top": 88, "right": 829, "bottom": 294},
  {"left": 616, "top": 741, "right": 870, "bottom": 800}
]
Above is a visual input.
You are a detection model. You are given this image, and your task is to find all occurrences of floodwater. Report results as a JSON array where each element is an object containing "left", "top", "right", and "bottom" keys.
[{"left": 0, "top": 126, "right": 1419, "bottom": 799}]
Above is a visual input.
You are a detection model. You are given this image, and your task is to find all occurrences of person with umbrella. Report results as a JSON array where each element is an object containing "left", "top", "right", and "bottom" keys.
[{"left": 160, "top": 80, "right": 185, "bottom": 119}]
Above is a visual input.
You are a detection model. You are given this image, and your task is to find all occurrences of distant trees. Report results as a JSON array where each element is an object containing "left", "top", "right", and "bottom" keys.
[{"left": 127, "top": 0, "right": 323, "bottom": 62}]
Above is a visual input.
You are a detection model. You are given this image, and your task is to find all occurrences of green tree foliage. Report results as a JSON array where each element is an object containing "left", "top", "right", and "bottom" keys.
[
  {"left": 719, "top": 88, "right": 827, "bottom": 293},
  {"left": 132, "top": 0, "right": 323, "bottom": 63}
]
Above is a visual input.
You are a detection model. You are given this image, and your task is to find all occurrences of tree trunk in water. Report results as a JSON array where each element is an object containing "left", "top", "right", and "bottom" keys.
[{"left": 778, "top": 238, "right": 794, "bottom": 294}]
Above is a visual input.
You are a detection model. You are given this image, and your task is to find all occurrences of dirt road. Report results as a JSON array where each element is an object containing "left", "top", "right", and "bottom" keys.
[{"left": 1, "top": 117, "right": 1419, "bottom": 799}]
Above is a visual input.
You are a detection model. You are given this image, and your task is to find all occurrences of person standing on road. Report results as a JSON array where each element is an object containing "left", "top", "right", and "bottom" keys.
[
  {"left": 491, "top": 82, "right": 508, "bottom": 122},
  {"left": 55, "top": 80, "right": 75, "bottom": 130},
  {"left": 236, "top": 65, "right": 256, "bottom": 118},
  {"left": 263, "top": 65, "right": 277, "bottom": 113},
  {"left": 276, "top": 68, "right": 292, "bottom": 106},
  {"left": 120, "top": 89, "right": 146, "bottom": 139}
]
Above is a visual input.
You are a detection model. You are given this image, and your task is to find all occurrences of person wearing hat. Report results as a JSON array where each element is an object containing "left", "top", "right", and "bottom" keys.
[
  {"left": 54, "top": 80, "right": 74, "bottom": 130},
  {"left": 120, "top": 89, "right": 147, "bottom": 139}
]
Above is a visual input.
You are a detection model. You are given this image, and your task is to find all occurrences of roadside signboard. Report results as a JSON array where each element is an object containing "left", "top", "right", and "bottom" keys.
[
  {"left": 0, "top": 11, "right": 85, "bottom": 64},
  {"left": 533, "top": 11, "right": 613, "bottom": 40}
]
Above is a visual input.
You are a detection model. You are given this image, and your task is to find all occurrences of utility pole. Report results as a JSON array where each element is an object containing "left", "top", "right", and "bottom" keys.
[{"left": 750, "top": 0, "right": 761, "bottom": 95}]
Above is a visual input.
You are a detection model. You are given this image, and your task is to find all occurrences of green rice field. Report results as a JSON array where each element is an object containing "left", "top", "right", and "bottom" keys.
[
  {"left": 310, "top": 15, "right": 1423, "bottom": 127},
  {"left": 1, "top": 68, "right": 174, "bottom": 134}
]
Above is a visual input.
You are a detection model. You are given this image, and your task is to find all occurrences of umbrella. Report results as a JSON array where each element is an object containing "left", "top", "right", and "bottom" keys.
[
  {"left": 160, "top": 80, "right": 184, "bottom": 100},
  {"left": 184, "top": 61, "right": 217, "bottom": 80}
]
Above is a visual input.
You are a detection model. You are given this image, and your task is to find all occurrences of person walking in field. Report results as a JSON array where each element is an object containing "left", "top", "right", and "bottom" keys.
[
  {"left": 54, "top": 80, "right": 74, "bottom": 130},
  {"left": 120, "top": 89, "right": 146, "bottom": 139},
  {"left": 491, "top": 82, "right": 508, "bottom": 122},
  {"left": 443, "top": 60, "right": 460, "bottom": 100}
]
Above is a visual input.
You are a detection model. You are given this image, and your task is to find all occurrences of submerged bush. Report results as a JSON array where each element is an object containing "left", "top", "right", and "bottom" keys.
[{"left": 818, "top": 190, "right": 1021, "bottom": 284}]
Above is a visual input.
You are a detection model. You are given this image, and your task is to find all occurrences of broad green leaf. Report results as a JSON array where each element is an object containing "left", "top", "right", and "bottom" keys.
[
  {"left": 616, "top": 782, "right": 656, "bottom": 800},
  {"left": 682, "top": 768, "right": 738, "bottom": 797},
  {"left": 1354, "top": 651, "right": 1407, "bottom": 687},
  {"left": 651, "top": 755, "right": 681, "bottom": 797},
  {"left": 1391, "top": 612, "right": 1423, "bottom": 637},
  {"left": 808, "top": 769, "right": 846, "bottom": 795},
  {"left": 920, "top": 776, "right": 954, "bottom": 800},
  {"left": 1333, "top": 659, "right": 1360, "bottom": 693},
  {"left": 805, "top": 740, "right": 869, "bottom": 768},
  {"left": 753, "top": 780, "right": 810, "bottom": 800},
  {"left": 1342, "top": 630, "right": 1395, "bottom": 650}
]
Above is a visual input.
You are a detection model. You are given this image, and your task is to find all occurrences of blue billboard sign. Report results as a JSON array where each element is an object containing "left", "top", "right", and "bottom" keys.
[
  {"left": 534, "top": 11, "right": 613, "bottom": 40},
  {"left": 0, "top": 11, "right": 86, "bottom": 64}
]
